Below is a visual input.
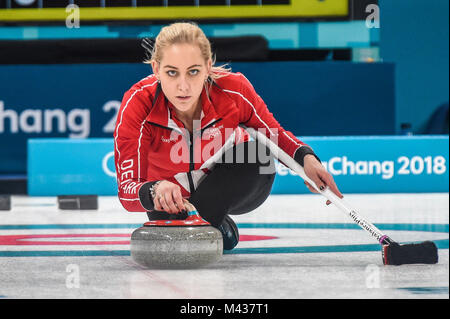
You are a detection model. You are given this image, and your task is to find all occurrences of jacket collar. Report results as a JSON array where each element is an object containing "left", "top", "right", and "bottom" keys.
[{"left": 145, "top": 84, "right": 229, "bottom": 132}]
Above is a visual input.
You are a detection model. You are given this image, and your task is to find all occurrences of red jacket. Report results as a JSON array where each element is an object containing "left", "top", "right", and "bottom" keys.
[{"left": 114, "top": 72, "right": 313, "bottom": 212}]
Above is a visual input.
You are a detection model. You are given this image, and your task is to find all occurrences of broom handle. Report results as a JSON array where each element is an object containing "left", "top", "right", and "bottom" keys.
[{"left": 247, "top": 128, "right": 391, "bottom": 245}]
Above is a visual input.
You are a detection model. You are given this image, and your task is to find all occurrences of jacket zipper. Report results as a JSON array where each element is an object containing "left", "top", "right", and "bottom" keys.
[
  {"left": 187, "top": 133, "right": 195, "bottom": 193},
  {"left": 148, "top": 118, "right": 223, "bottom": 194},
  {"left": 186, "top": 118, "right": 223, "bottom": 193}
]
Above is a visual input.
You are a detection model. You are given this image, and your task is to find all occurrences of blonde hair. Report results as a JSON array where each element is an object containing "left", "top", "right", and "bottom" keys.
[{"left": 144, "top": 22, "right": 231, "bottom": 85}]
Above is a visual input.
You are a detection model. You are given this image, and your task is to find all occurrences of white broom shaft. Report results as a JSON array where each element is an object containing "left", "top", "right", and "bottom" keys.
[{"left": 248, "top": 128, "right": 387, "bottom": 244}]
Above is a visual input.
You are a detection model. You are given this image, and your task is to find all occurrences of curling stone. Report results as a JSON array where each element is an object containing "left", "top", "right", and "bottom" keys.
[{"left": 130, "top": 203, "right": 223, "bottom": 269}]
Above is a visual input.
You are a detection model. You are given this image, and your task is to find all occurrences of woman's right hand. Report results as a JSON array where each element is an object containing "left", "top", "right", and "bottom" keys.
[{"left": 152, "top": 180, "right": 186, "bottom": 214}]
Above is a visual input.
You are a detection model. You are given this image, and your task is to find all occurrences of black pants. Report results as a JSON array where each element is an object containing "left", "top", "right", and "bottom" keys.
[{"left": 147, "top": 141, "right": 276, "bottom": 227}]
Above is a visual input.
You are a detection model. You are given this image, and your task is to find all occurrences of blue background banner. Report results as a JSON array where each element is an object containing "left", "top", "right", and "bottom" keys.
[
  {"left": 273, "top": 135, "right": 449, "bottom": 194},
  {"left": 27, "top": 136, "right": 449, "bottom": 196},
  {"left": 0, "top": 62, "right": 395, "bottom": 175}
]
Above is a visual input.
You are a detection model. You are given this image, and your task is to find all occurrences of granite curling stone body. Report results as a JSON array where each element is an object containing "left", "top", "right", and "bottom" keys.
[{"left": 131, "top": 202, "right": 223, "bottom": 269}]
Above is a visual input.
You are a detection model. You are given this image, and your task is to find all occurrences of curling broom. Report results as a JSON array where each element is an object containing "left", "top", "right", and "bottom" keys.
[{"left": 247, "top": 128, "right": 439, "bottom": 266}]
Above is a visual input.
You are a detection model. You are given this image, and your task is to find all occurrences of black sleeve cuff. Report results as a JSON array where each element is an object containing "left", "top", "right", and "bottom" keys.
[
  {"left": 138, "top": 181, "right": 159, "bottom": 211},
  {"left": 294, "top": 146, "right": 321, "bottom": 167}
]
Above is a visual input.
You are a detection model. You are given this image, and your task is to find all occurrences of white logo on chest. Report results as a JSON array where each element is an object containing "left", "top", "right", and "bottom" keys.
[
  {"left": 161, "top": 135, "right": 178, "bottom": 143},
  {"left": 203, "top": 125, "right": 224, "bottom": 139}
]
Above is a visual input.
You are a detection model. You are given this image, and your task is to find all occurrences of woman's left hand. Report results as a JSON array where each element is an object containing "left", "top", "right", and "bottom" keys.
[{"left": 302, "top": 154, "right": 343, "bottom": 205}]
